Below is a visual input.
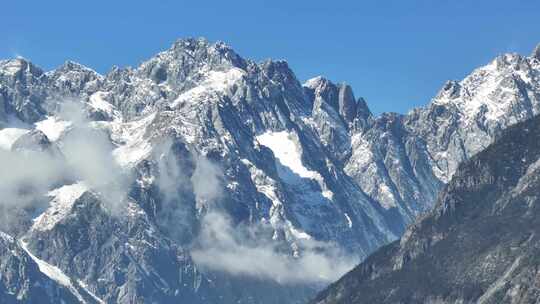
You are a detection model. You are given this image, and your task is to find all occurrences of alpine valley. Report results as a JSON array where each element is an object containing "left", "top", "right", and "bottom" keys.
[{"left": 1, "top": 38, "right": 539, "bottom": 303}]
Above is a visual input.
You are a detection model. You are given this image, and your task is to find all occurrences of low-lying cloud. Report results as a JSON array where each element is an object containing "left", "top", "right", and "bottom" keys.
[
  {"left": 191, "top": 155, "right": 223, "bottom": 209},
  {"left": 61, "top": 128, "right": 130, "bottom": 213},
  {"left": 152, "top": 139, "right": 197, "bottom": 243},
  {"left": 187, "top": 157, "right": 359, "bottom": 284},
  {"left": 0, "top": 148, "right": 65, "bottom": 208},
  {"left": 0, "top": 100, "right": 131, "bottom": 226},
  {"left": 191, "top": 211, "right": 359, "bottom": 284}
]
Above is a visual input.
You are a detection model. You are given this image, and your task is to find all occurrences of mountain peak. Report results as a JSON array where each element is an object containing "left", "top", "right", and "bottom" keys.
[
  {"left": 532, "top": 43, "right": 540, "bottom": 60},
  {"left": 303, "top": 76, "right": 327, "bottom": 89},
  {"left": 260, "top": 59, "right": 296, "bottom": 81},
  {"left": 136, "top": 37, "right": 247, "bottom": 85},
  {"left": 51, "top": 60, "right": 101, "bottom": 78},
  {"left": 338, "top": 83, "right": 357, "bottom": 123},
  {"left": 171, "top": 37, "right": 211, "bottom": 52},
  {"left": 167, "top": 37, "right": 244, "bottom": 66},
  {"left": 0, "top": 57, "right": 43, "bottom": 77},
  {"left": 59, "top": 60, "right": 94, "bottom": 71}
]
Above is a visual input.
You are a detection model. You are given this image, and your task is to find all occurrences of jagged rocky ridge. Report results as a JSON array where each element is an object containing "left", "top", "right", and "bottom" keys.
[
  {"left": 311, "top": 112, "right": 540, "bottom": 304},
  {"left": 0, "top": 38, "right": 539, "bottom": 303}
]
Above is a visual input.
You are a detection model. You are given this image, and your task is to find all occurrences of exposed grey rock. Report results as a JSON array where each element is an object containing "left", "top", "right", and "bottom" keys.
[
  {"left": 0, "top": 58, "right": 47, "bottom": 124},
  {"left": 338, "top": 84, "right": 357, "bottom": 123},
  {"left": 0, "top": 231, "right": 88, "bottom": 303},
  {"left": 532, "top": 43, "right": 540, "bottom": 60}
]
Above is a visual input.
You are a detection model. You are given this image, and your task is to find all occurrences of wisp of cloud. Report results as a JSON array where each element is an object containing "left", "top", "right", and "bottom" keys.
[{"left": 188, "top": 157, "right": 358, "bottom": 285}]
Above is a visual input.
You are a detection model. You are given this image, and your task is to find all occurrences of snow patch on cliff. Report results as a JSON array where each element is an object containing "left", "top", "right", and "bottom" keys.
[
  {"left": 111, "top": 113, "right": 156, "bottom": 167},
  {"left": 35, "top": 116, "right": 72, "bottom": 141},
  {"left": 256, "top": 131, "right": 317, "bottom": 180},
  {"left": 32, "top": 182, "right": 88, "bottom": 231},
  {"left": 171, "top": 68, "right": 245, "bottom": 107},
  {"left": 88, "top": 91, "right": 120, "bottom": 119},
  {"left": 0, "top": 128, "right": 28, "bottom": 150}
]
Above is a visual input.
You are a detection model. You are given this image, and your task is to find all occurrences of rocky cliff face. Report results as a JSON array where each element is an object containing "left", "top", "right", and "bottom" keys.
[
  {"left": 0, "top": 231, "right": 101, "bottom": 304},
  {"left": 0, "top": 38, "right": 539, "bottom": 303},
  {"left": 312, "top": 113, "right": 540, "bottom": 304}
]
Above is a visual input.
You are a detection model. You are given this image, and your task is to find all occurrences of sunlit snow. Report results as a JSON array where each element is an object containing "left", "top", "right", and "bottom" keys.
[
  {"left": 0, "top": 127, "right": 29, "bottom": 150},
  {"left": 170, "top": 68, "right": 245, "bottom": 107},
  {"left": 88, "top": 91, "right": 118, "bottom": 118},
  {"left": 256, "top": 131, "right": 334, "bottom": 201},
  {"left": 32, "top": 182, "right": 88, "bottom": 231},
  {"left": 35, "top": 116, "right": 72, "bottom": 141},
  {"left": 256, "top": 131, "right": 319, "bottom": 180},
  {"left": 0, "top": 59, "right": 25, "bottom": 75},
  {"left": 111, "top": 113, "right": 156, "bottom": 167}
]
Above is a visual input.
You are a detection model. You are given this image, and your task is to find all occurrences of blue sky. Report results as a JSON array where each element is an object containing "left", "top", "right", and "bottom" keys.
[{"left": 1, "top": 0, "right": 539, "bottom": 114}]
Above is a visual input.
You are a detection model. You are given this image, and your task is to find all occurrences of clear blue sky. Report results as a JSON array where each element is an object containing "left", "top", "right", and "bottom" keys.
[{"left": 1, "top": 0, "right": 539, "bottom": 114}]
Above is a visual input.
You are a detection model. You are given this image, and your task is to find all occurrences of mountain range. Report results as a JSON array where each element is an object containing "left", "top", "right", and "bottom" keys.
[{"left": 0, "top": 38, "right": 539, "bottom": 303}]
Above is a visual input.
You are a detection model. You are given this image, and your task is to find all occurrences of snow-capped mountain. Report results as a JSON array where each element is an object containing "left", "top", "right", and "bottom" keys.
[
  {"left": 0, "top": 38, "right": 539, "bottom": 303},
  {"left": 311, "top": 110, "right": 540, "bottom": 304}
]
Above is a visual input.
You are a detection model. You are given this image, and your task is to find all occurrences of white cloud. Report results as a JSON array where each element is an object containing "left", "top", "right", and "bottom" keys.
[
  {"left": 0, "top": 100, "right": 132, "bottom": 221},
  {"left": 192, "top": 211, "right": 358, "bottom": 284},
  {"left": 183, "top": 151, "right": 358, "bottom": 284},
  {"left": 191, "top": 155, "right": 223, "bottom": 209}
]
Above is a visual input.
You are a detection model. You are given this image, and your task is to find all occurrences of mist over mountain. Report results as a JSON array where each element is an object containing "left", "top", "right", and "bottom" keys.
[{"left": 0, "top": 38, "right": 539, "bottom": 303}]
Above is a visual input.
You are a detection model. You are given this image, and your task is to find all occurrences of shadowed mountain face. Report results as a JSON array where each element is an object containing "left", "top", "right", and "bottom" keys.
[
  {"left": 312, "top": 114, "right": 540, "bottom": 304},
  {"left": 0, "top": 38, "right": 539, "bottom": 303}
]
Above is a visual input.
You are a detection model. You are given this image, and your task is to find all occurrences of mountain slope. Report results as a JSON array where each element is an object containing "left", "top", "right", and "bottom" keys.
[{"left": 311, "top": 114, "right": 540, "bottom": 304}]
